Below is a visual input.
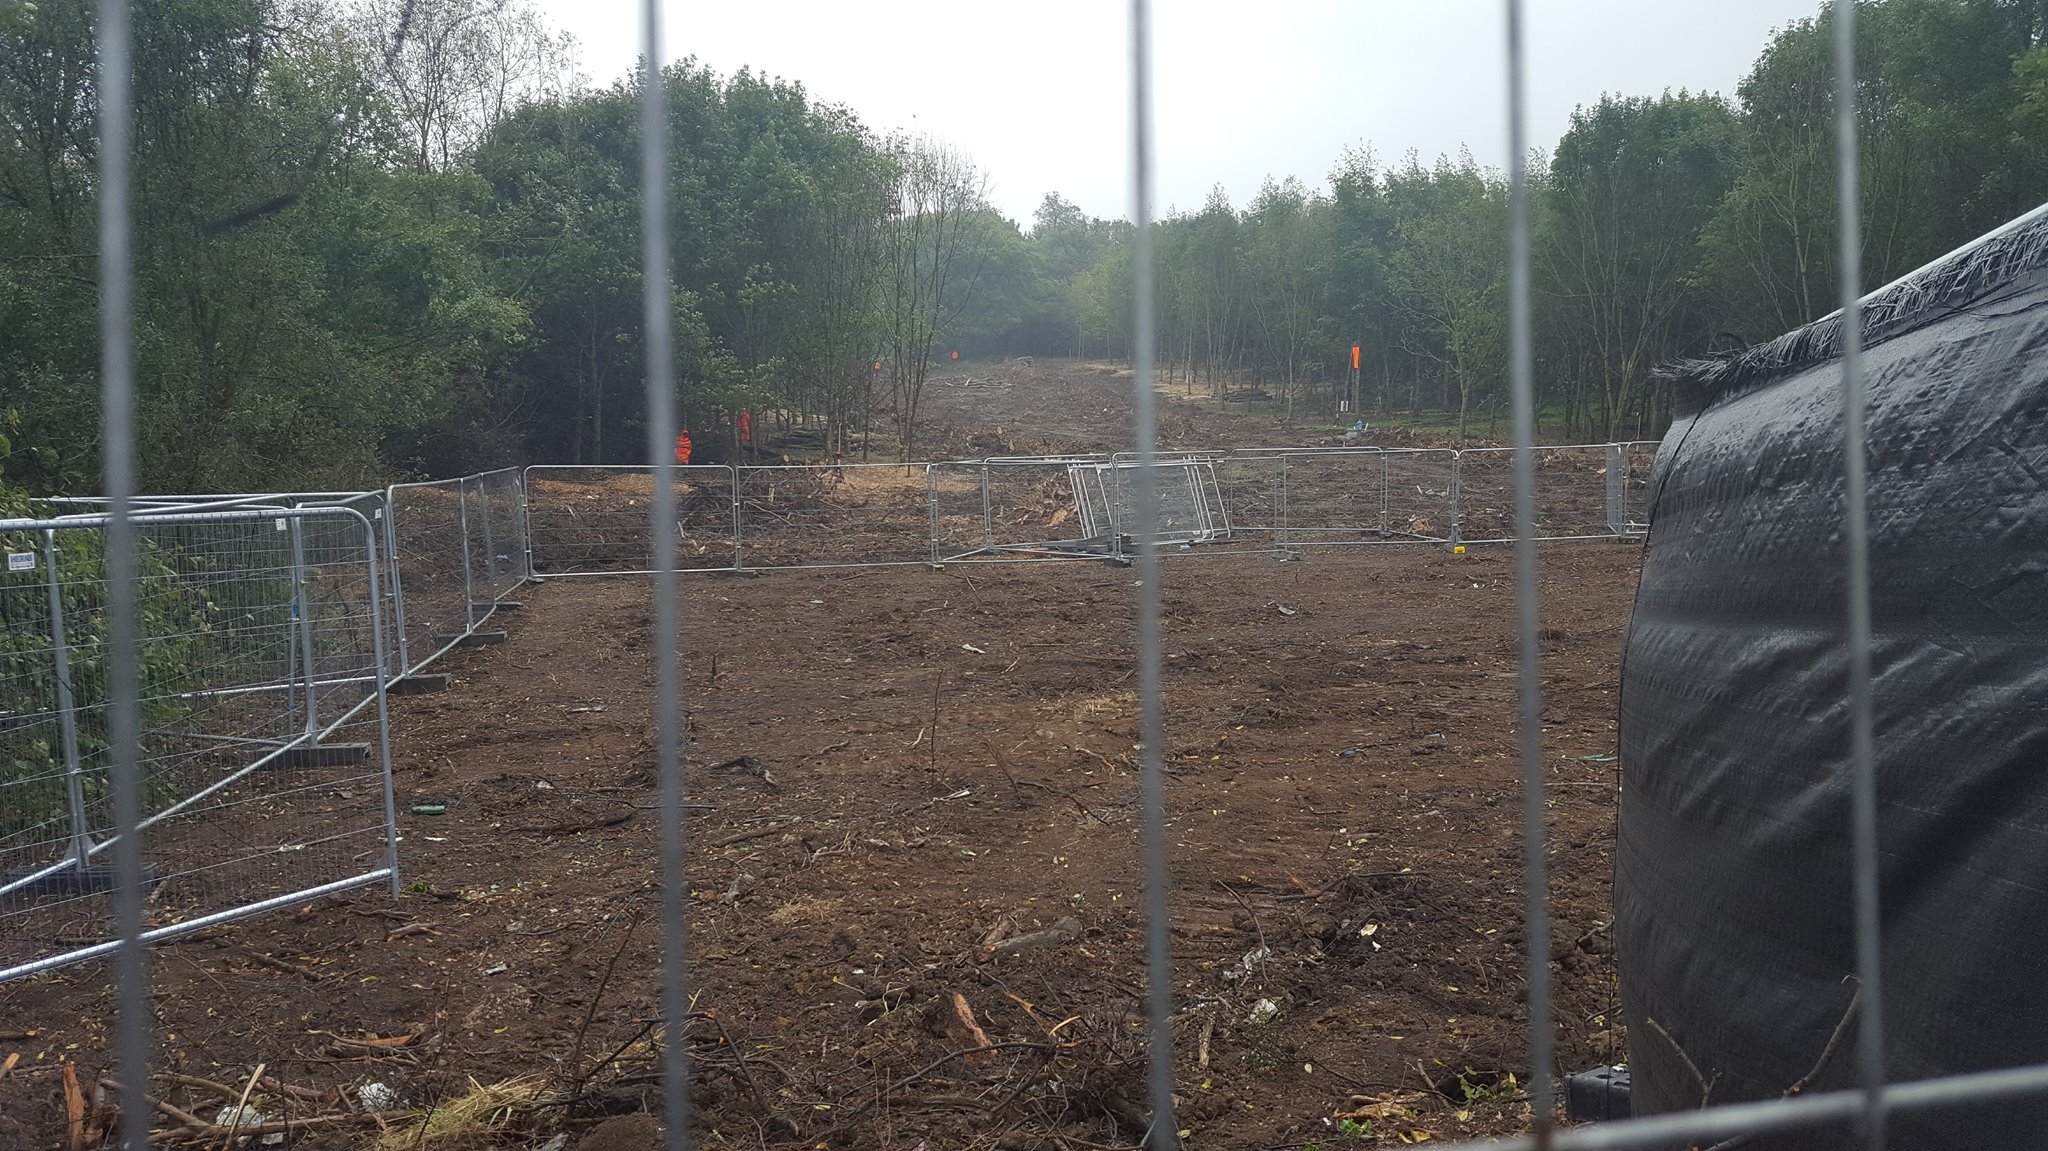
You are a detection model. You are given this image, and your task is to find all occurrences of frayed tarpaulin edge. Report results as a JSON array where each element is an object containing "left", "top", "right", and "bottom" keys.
[{"left": 1659, "top": 200, "right": 2048, "bottom": 417}]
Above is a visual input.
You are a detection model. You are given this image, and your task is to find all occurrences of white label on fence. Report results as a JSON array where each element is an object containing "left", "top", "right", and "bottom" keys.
[
  {"left": 275, "top": 518, "right": 288, "bottom": 531},
  {"left": 6, "top": 552, "right": 32, "bottom": 573}
]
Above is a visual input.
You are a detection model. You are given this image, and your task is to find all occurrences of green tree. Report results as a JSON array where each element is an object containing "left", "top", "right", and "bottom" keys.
[{"left": 1541, "top": 92, "right": 1738, "bottom": 438}]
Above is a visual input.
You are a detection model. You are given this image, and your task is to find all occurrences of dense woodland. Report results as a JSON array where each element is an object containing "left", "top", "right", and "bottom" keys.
[{"left": 2, "top": 0, "right": 2045, "bottom": 492}]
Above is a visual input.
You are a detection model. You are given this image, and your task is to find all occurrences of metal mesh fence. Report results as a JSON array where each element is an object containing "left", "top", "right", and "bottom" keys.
[
  {"left": 1230, "top": 450, "right": 1379, "bottom": 542},
  {"left": 1457, "top": 444, "right": 1623, "bottom": 543},
  {"left": 1617, "top": 439, "right": 1660, "bottom": 533},
  {"left": 0, "top": 507, "right": 397, "bottom": 983},
  {"left": 928, "top": 456, "right": 1117, "bottom": 562},
  {"left": 470, "top": 467, "right": 531, "bottom": 602},
  {"left": 523, "top": 465, "right": 739, "bottom": 576},
  {"left": 737, "top": 462, "right": 932, "bottom": 568},
  {"left": 517, "top": 449, "right": 1654, "bottom": 572},
  {"left": 1382, "top": 448, "right": 1461, "bottom": 543},
  {"left": 385, "top": 474, "right": 531, "bottom": 673},
  {"left": 1104, "top": 457, "right": 1227, "bottom": 546},
  {"left": 385, "top": 478, "right": 474, "bottom": 673}
]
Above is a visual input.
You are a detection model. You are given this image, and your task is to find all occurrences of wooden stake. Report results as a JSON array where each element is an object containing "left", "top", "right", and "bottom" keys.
[{"left": 62, "top": 1063, "right": 84, "bottom": 1151}]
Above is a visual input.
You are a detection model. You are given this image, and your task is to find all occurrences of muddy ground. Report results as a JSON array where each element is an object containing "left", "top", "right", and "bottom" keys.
[{"left": 0, "top": 363, "right": 1645, "bottom": 1150}]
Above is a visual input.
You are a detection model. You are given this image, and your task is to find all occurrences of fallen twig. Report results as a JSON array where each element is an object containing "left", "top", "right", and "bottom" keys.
[
  {"left": 217, "top": 1061, "right": 266, "bottom": 1151},
  {"left": 258, "top": 1076, "right": 338, "bottom": 1105},
  {"left": 978, "top": 917, "right": 1083, "bottom": 962},
  {"left": 715, "top": 1014, "right": 801, "bottom": 1137},
  {"left": 710, "top": 822, "right": 798, "bottom": 849},
  {"left": 828, "top": 1042, "right": 1058, "bottom": 1128},
  {"left": 1217, "top": 881, "right": 1271, "bottom": 984},
  {"left": 799, "top": 740, "right": 850, "bottom": 763},
  {"left": 946, "top": 993, "right": 994, "bottom": 1059},
  {"left": 520, "top": 811, "right": 632, "bottom": 837},
  {"left": 94, "top": 1079, "right": 208, "bottom": 1133},
  {"left": 246, "top": 951, "right": 330, "bottom": 983},
  {"left": 153, "top": 1073, "right": 237, "bottom": 1099},
  {"left": 567, "top": 905, "right": 644, "bottom": 1107}
]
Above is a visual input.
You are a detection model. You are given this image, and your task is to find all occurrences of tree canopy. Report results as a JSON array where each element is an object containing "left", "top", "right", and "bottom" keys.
[{"left": 3, "top": 0, "right": 2044, "bottom": 495}]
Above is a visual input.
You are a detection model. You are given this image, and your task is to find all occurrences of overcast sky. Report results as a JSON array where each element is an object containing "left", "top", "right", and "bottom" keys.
[{"left": 537, "top": 1, "right": 1824, "bottom": 228}]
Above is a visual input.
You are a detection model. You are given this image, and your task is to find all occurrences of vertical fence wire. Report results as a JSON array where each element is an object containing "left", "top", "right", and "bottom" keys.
[
  {"left": 1832, "top": 0, "right": 1887, "bottom": 1146},
  {"left": 1126, "top": 2, "right": 1179, "bottom": 1146},
  {"left": 94, "top": 0, "right": 152, "bottom": 1146},
  {"left": 639, "top": 3, "right": 691, "bottom": 1149},
  {"left": 1503, "top": 0, "right": 1557, "bottom": 1143}
]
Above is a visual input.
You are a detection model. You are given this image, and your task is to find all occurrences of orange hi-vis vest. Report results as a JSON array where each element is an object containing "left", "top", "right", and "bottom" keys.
[{"left": 674, "top": 430, "right": 692, "bottom": 464}]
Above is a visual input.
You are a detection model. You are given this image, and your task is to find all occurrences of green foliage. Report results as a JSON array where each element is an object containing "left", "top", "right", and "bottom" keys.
[
  {"left": 0, "top": 514, "right": 233, "bottom": 842},
  {"left": 1, "top": 0, "right": 2042, "bottom": 480},
  {"left": 1541, "top": 91, "right": 1738, "bottom": 438}
]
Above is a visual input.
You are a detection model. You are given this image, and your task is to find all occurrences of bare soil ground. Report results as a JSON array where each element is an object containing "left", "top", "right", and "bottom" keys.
[
  {"left": 914, "top": 359, "right": 1405, "bottom": 459},
  {"left": 0, "top": 364, "right": 1643, "bottom": 1150}
]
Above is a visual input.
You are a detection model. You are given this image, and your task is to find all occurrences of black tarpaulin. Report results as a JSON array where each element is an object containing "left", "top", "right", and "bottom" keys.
[{"left": 1615, "top": 201, "right": 2048, "bottom": 1150}]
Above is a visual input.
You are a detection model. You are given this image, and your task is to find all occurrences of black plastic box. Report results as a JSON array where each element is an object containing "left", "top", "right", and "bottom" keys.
[{"left": 1565, "top": 1065, "right": 1632, "bottom": 1122}]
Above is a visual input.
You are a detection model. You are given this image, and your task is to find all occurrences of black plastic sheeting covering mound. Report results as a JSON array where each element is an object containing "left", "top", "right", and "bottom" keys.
[{"left": 1617, "top": 201, "right": 2048, "bottom": 1150}]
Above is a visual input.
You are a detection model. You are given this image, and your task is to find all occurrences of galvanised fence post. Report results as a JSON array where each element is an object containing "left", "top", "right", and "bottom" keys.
[{"left": 41, "top": 528, "right": 92, "bottom": 870}]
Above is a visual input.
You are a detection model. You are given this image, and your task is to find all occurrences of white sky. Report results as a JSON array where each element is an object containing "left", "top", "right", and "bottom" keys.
[{"left": 540, "top": 1, "right": 1824, "bottom": 227}]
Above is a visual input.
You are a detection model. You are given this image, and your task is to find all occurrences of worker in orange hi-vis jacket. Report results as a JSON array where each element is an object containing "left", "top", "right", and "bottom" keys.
[
  {"left": 674, "top": 428, "right": 693, "bottom": 465},
  {"left": 739, "top": 410, "right": 752, "bottom": 447}
]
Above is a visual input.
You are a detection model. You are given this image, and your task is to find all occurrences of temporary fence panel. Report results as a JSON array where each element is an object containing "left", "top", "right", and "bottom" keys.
[
  {"left": 1070, "top": 461, "right": 1117, "bottom": 541},
  {"left": 1234, "top": 450, "right": 1385, "bottom": 543},
  {"left": 736, "top": 463, "right": 933, "bottom": 568},
  {"left": 929, "top": 457, "right": 1109, "bottom": 563},
  {"left": 1374, "top": 448, "right": 1461, "bottom": 543},
  {"left": 1614, "top": 440, "right": 1659, "bottom": 535},
  {"left": 1455, "top": 445, "right": 1622, "bottom": 543},
  {"left": 296, "top": 492, "right": 406, "bottom": 682},
  {"left": 0, "top": 507, "right": 397, "bottom": 983},
  {"left": 523, "top": 465, "right": 739, "bottom": 577},
  {"left": 468, "top": 468, "right": 531, "bottom": 603},
  {"left": 37, "top": 491, "right": 409, "bottom": 679},
  {"left": 1100, "top": 458, "right": 1228, "bottom": 547},
  {"left": 385, "top": 478, "right": 475, "bottom": 674}
]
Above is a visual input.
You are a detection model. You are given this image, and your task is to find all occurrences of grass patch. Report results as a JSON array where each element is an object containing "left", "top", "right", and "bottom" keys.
[{"left": 374, "top": 1077, "right": 541, "bottom": 1150}]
